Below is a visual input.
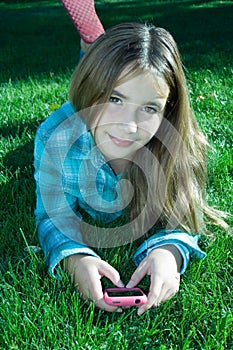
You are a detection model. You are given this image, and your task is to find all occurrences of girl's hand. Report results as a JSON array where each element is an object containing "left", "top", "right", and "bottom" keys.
[
  {"left": 63, "top": 254, "right": 124, "bottom": 312},
  {"left": 126, "top": 245, "right": 182, "bottom": 315}
]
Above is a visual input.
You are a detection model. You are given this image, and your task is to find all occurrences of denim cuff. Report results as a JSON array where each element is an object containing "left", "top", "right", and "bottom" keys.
[
  {"left": 47, "top": 242, "right": 100, "bottom": 278},
  {"left": 133, "top": 229, "right": 206, "bottom": 274}
]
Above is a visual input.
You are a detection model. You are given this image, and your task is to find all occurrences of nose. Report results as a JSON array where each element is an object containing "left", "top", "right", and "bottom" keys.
[
  {"left": 118, "top": 121, "right": 137, "bottom": 133},
  {"left": 118, "top": 105, "right": 138, "bottom": 134}
]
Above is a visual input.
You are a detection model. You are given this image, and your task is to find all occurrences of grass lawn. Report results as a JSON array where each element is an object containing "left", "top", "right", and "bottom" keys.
[{"left": 0, "top": 0, "right": 232, "bottom": 349}]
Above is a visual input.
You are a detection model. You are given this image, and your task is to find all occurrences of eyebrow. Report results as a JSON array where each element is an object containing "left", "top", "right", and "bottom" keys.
[
  {"left": 111, "top": 90, "right": 126, "bottom": 99},
  {"left": 111, "top": 89, "right": 165, "bottom": 110}
]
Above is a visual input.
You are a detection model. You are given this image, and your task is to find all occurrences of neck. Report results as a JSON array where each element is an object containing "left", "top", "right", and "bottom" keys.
[{"left": 108, "top": 158, "right": 130, "bottom": 174}]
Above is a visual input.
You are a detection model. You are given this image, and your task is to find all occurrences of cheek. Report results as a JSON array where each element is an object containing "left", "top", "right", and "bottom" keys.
[
  {"left": 90, "top": 118, "right": 111, "bottom": 143},
  {"left": 101, "top": 104, "right": 119, "bottom": 121},
  {"left": 139, "top": 116, "right": 163, "bottom": 139},
  {"left": 93, "top": 126, "right": 106, "bottom": 147}
]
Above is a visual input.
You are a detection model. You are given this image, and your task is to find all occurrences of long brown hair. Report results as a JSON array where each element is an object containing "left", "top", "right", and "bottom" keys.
[{"left": 70, "top": 22, "right": 228, "bottom": 235}]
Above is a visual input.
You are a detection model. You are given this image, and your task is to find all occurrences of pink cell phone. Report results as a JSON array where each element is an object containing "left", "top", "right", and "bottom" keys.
[{"left": 104, "top": 287, "right": 147, "bottom": 306}]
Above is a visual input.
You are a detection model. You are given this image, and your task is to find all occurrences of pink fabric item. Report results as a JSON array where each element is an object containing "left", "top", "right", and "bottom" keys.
[{"left": 61, "top": 0, "right": 104, "bottom": 43}]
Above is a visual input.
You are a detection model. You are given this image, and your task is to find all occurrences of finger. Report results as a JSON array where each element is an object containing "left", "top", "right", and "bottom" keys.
[
  {"left": 159, "top": 288, "right": 178, "bottom": 304},
  {"left": 82, "top": 261, "right": 121, "bottom": 300},
  {"left": 95, "top": 298, "right": 123, "bottom": 313},
  {"left": 159, "top": 278, "right": 180, "bottom": 303},
  {"left": 126, "top": 262, "right": 148, "bottom": 288},
  {"left": 78, "top": 287, "right": 122, "bottom": 313},
  {"left": 137, "top": 274, "right": 163, "bottom": 315},
  {"left": 99, "top": 261, "right": 124, "bottom": 287},
  {"left": 73, "top": 264, "right": 103, "bottom": 301},
  {"left": 77, "top": 275, "right": 123, "bottom": 313},
  {"left": 81, "top": 264, "right": 107, "bottom": 301}
]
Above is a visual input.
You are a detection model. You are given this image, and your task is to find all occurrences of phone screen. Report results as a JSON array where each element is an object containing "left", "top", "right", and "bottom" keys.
[{"left": 107, "top": 290, "right": 144, "bottom": 297}]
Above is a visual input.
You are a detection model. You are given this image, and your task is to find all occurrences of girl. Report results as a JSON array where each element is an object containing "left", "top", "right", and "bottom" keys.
[{"left": 34, "top": 22, "right": 227, "bottom": 315}]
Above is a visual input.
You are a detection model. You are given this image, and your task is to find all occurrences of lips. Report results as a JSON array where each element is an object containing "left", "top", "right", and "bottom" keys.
[{"left": 109, "top": 134, "right": 134, "bottom": 147}]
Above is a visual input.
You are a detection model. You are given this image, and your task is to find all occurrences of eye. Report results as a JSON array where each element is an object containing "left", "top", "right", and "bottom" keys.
[
  {"left": 141, "top": 106, "right": 158, "bottom": 114},
  {"left": 109, "top": 96, "right": 122, "bottom": 105}
]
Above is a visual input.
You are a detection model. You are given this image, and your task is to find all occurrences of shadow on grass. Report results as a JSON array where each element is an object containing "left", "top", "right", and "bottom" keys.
[
  {"left": 0, "top": 118, "right": 44, "bottom": 271},
  {"left": 0, "top": 0, "right": 232, "bottom": 82}
]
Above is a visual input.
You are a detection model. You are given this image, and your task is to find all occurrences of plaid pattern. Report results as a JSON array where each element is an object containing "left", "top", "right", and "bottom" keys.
[
  {"left": 34, "top": 102, "right": 206, "bottom": 275},
  {"left": 61, "top": 0, "right": 104, "bottom": 43}
]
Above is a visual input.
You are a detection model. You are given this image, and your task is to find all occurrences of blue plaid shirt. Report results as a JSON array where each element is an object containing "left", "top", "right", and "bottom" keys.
[{"left": 34, "top": 102, "right": 206, "bottom": 276}]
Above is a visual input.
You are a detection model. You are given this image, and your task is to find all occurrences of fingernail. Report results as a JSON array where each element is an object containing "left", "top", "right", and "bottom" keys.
[
  {"left": 117, "top": 280, "right": 125, "bottom": 288},
  {"left": 117, "top": 308, "right": 123, "bottom": 313},
  {"left": 126, "top": 281, "right": 134, "bottom": 288},
  {"left": 137, "top": 308, "right": 144, "bottom": 316}
]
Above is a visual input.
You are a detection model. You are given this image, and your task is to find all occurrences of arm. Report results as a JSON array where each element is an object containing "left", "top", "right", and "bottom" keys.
[
  {"left": 63, "top": 254, "right": 124, "bottom": 312},
  {"left": 127, "top": 244, "right": 182, "bottom": 315},
  {"left": 34, "top": 115, "right": 99, "bottom": 274},
  {"left": 128, "top": 229, "right": 206, "bottom": 315},
  {"left": 133, "top": 229, "right": 206, "bottom": 274},
  {"left": 34, "top": 106, "right": 123, "bottom": 311}
]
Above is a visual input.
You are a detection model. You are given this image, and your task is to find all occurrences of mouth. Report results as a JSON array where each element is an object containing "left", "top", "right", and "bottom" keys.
[{"left": 109, "top": 134, "right": 134, "bottom": 147}]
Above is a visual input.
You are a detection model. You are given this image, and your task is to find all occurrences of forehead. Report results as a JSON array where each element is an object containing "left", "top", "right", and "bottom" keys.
[{"left": 114, "top": 70, "right": 170, "bottom": 102}]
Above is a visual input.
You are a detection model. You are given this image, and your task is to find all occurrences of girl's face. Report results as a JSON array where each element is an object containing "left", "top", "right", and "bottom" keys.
[{"left": 90, "top": 71, "right": 169, "bottom": 172}]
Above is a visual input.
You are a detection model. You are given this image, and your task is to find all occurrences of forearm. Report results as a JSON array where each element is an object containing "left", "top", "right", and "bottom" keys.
[
  {"left": 37, "top": 219, "right": 100, "bottom": 276},
  {"left": 134, "top": 228, "right": 206, "bottom": 274}
]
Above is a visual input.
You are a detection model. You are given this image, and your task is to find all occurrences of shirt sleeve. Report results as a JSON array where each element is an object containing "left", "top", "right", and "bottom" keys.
[
  {"left": 133, "top": 228, "right": 206, "bottom": 275},
  {"left": 37, "top": 219, "right": 100, "bottom": 276},
  {"left": 34, "top": 117, "right": 100, "bottom": 277}
]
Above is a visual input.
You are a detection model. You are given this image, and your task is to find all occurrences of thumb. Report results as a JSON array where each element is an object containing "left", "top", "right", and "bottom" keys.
[
  {"left": 126, "top": 263, "right": 147, "bottom": 288},
  {"left": 99, "top": 260, "right": 125, "bottom": 287}
]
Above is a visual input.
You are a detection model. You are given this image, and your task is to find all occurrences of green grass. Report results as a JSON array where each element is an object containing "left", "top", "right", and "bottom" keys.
[{"left": 0, "top": 0, "right": 232, "bottom": 349}]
